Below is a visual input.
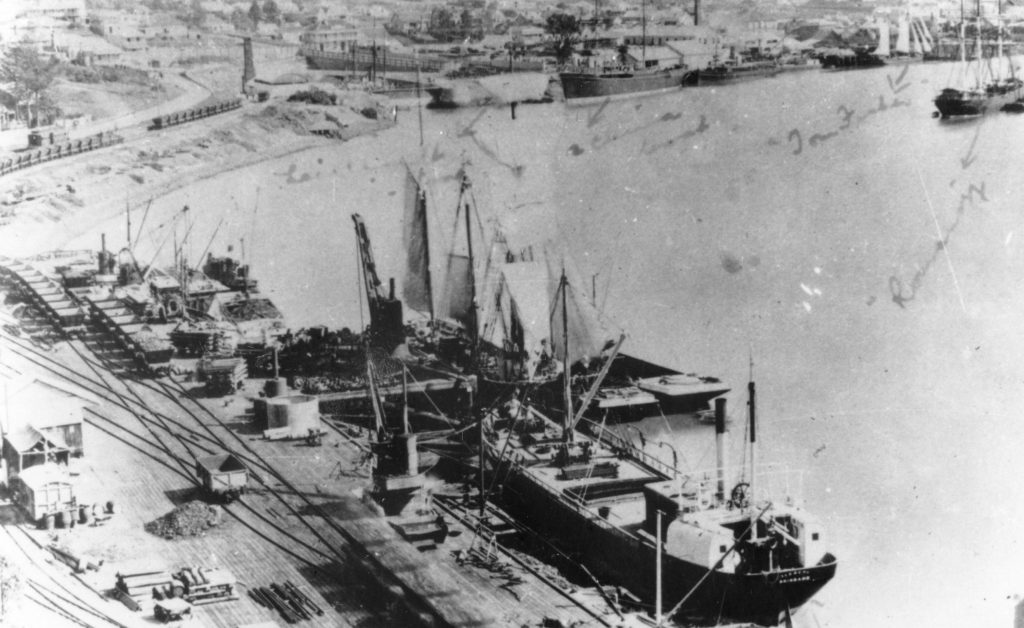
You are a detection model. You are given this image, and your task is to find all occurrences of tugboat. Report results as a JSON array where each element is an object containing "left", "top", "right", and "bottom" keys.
[{"left": 483, "top": 274, "right": 837, "bottom": 625}]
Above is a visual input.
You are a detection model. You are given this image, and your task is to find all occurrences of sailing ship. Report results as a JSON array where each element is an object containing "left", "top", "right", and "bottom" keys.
[
  {"left": 934, "top": 0, "right": 1022, "bottom": 118},
  {"left": 400, "top": 166, "right": 728, "bottom": 418},
  {"left": 482, "top": 278, "right": 837, "bottom": 625}
]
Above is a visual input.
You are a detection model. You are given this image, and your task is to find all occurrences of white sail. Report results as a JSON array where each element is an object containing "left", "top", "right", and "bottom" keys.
[
  {"left": 402, "top": 166, "right": 433, "bottom": 316},
  {"left": 895, "top": 16, "right": 910, "bottom": 54},
  {"left": 546, "top": 251, "right": 621, "bottom": 370},
  {"left": 873, "top": 20, "right": 891, "bottom": 57}
]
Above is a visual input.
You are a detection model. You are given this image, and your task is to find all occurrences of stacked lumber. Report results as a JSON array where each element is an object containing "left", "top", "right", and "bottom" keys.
[{"left": 116, "top": 567, "right": 172, "bottom": 605}]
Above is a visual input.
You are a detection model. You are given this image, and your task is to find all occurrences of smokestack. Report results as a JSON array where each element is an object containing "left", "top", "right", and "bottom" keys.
[
  {"left": 694, "top": 0, "right": 700, "bottom": 26},
  {"left": 715, "top": 397, "right": 727, "bottom": 500},
  {"left": 99, "top": 233, "right": 107, "bottom": 274},
  {"left": 242, "top": 37, "right": 255, "bottom": 94}
]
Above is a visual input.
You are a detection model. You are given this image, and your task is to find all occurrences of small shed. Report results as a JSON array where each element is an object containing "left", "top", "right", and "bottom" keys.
[
  {"left": 2, "top": 425, "right": 70, "bottom": 474},
  {"left": 1, "top": 371, "right": 96, "bottom": 460},
  {"left": 11, "top": 463, "right": 76, "bottom": 522}
]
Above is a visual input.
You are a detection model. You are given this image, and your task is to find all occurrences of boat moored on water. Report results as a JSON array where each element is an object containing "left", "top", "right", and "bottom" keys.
[
  {"left": 559, "top": 64, "right": 694, "bottom": 102},
  {"left": 694, "top": 59, "right": 780, "bottom": 84},
  {"left": 484, "top": 330, "right": 838, "bottom": 627},
  {"left": 934, "top": 0, "right": 1022, "bottom": 118}
]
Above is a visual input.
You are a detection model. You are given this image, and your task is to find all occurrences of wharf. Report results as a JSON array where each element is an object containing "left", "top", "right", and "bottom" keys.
[
  {"left": 0, "top": 256, "right": 86, "bottom": 331},
  {"left": 1, "top": 336, "right": 606, "bottom": 628}
]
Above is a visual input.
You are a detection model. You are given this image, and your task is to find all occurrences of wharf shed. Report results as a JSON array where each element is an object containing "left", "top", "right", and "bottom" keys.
[{"left": 0, "top": 370, "right": 99, "bottom": 466}]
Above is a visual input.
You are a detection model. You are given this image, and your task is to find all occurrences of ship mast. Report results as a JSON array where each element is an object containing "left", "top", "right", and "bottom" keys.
[
  {"left": 462, "top": 174, "right": 478, "bottom": 364},
  {"left": 975, "top": 0, "right": 982, "bottom": 88},
  {"left": 641, "top": 0, "right": 647, "bottom": 66},
  {"left": 747, "top": 380, "right": 757, "bottom": 540},
  {"left": 560, "top": 270, "right": 574, "bottom": 443}
]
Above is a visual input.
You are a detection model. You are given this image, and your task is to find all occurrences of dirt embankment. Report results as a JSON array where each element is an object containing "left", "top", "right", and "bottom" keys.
[{"left": 0, "top": 79, "right": 398, "bottom": 254}]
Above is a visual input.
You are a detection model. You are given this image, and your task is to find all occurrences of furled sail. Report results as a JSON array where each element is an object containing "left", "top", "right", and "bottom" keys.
[
  {"left": 914, "top": 19, "right": 933, "bottom": 54},
  {"left": 910, "top": 20, "right": 923, "bottom": 55},
  {"left": 402, "top": 166, "right": 433, "bottom": 316}
]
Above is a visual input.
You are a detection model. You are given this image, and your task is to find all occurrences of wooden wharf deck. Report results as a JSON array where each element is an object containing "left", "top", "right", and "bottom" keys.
[
  {"left": 0, "top": 256, "right": 86, "bottom": 330},
  {"left": 6, "top": 339, "right": 605, "bottom": 628}
]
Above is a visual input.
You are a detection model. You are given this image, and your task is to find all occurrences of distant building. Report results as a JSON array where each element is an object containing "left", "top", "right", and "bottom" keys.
[
  {"left": 300, "top": 22, "right": 361, "bottom": 53},
  {"left": 10, "top": 0, "right": 86, "bottom": 25}
]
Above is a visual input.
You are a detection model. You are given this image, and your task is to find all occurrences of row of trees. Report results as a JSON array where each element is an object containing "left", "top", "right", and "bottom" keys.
[{"left": 0, "top": 45, "right": 59, "bottom": 127}]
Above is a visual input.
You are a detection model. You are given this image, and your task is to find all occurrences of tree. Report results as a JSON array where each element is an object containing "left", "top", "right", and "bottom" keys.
[
  {"left": 184, "top": 0, "right": 207, "bottom": 28},
  {"left": 230, "top": 7, "right": 252, "bottom": 31},
  {"left": 545, "top": 13, "right": 581, "bottom": 65},
  {"left": 248, "top": 0, "right": 262, "bottom": 27},
  {"left": 0, "top": 43, "right": 59, "bottom": 126},
  {"left": 263, "top": 0, "right": 280, "bottom": 24}
]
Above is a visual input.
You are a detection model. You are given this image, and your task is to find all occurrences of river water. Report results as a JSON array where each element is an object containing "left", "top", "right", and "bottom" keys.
[{"left": 38, "top": 59, "right": 1024, "bottom": 626}]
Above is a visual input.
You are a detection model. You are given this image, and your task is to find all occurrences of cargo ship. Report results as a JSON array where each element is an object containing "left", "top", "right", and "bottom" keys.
[
  {"left": 695, "top": 59, "right": 780, "bottom": 84},
  {"left": 559, "top": 64, "right": 694, "bottom": 101},
  {"left": 484, "top": 307, "right": 837, "bottom": 625},
  {"left": 299, "top": 23, "right": 448, "bottom": 73}
]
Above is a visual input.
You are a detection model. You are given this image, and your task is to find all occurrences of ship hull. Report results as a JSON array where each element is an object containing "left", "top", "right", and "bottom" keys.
[
  {"left": 303, "top": 49, "right": 446, "bottom": 73},
  {"left": 695, "top": 63, "right": 780, "bottom": 84},
  {"left": 559, "top": 66, "right": 693, "bottom": 101},
  {"left": 493, "top": 460, "right": 837, "bottom": 625},
  {"left": 819, "top": 52, "right": 887, "bottom": 70}
]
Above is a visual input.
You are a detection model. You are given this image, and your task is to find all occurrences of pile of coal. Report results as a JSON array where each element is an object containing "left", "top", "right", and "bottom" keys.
[{"left": 144, "top": 501, "right": 223, "bottom": 539}]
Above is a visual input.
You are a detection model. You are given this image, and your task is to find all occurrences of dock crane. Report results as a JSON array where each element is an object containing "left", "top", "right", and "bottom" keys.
[{"left": 352, "top": 214, "right": 405, "bottom": 350}]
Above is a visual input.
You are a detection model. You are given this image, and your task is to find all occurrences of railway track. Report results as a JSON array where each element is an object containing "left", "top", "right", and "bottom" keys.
[
  {"left": 1, "top": 524, "right": 129, "bottom": 628},
  {"left": 1, "top": 327, "right": 625, "bottom": 626}
]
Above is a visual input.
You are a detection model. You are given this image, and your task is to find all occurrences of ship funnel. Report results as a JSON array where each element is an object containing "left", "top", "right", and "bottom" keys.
[{"left": 715, "top": 397, "right": 727, "bottom": 500}]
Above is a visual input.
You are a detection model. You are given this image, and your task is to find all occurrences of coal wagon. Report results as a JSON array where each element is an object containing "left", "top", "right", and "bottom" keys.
[{"left": 196, "top": 453, "right": 248, "bottom": 502}]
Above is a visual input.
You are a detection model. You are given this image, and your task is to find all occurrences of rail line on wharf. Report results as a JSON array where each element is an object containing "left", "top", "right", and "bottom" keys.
[
  {"left": 0, "top": 332, "right": 406, "bottom": 625},
  {"left": 1, "top": 523, "right": 129, "bottom": 628},
  {"left": 3, "top": 329, "right": 603, "bottom": 626}
]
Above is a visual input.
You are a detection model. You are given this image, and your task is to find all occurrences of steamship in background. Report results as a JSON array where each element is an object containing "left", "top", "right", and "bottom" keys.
[{"left": 299, "top": 23, "right": 448, "bottom": 73}]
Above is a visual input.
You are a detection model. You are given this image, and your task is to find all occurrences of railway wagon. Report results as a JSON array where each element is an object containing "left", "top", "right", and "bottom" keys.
[
  {"left": 150, "top": 98, "right": 242, "bottom": 130},
  {"left": 196, "top": 453, "right": 248, "bottom": 502}
]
